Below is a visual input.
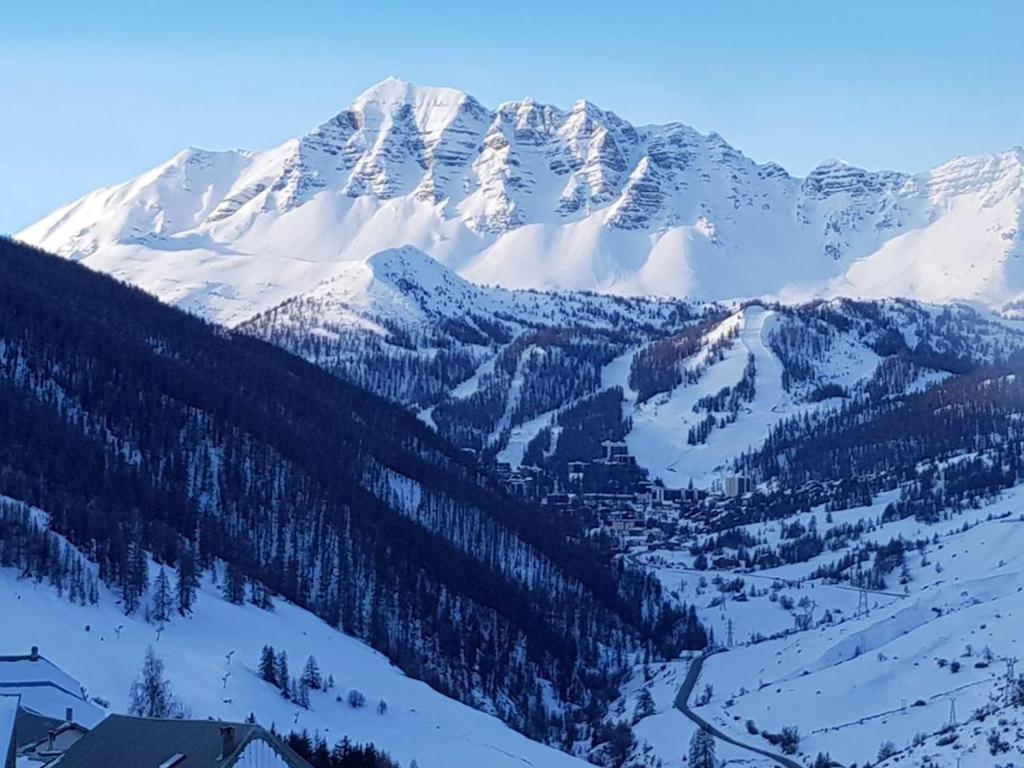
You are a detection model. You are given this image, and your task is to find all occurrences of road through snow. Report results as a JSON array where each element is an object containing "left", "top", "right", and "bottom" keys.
[{"left": 674, "top": 653, "right": 802, "bottom": 768}]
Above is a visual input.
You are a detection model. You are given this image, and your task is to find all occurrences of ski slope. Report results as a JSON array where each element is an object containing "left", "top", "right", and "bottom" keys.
[{"left": 627, "top": 307, "right": 797, "bottom": 485}]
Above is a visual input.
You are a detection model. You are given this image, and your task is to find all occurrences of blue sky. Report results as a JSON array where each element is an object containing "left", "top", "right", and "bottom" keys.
[{"left": 2, "top": 0, "right": 1022, "bottom": 233}]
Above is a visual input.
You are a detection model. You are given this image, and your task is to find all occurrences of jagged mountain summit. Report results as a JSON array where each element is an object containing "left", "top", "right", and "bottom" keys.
[{"left": 18, "top": 77, "right": 1024, "bottom": 325}]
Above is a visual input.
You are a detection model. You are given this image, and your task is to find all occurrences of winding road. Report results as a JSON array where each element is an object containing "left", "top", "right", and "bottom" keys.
[{"left": 674, "top": 652, "right": 802, "bottom": 768}]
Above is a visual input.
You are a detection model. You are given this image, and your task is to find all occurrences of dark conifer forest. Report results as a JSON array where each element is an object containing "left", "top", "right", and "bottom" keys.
[{"left": 0, "top": 237, "right": 696, "bottom": 747}]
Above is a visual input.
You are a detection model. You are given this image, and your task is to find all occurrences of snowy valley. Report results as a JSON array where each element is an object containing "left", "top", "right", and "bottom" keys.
[{"left": 7, "top": 75, "right": 1024, "bottom": 768}]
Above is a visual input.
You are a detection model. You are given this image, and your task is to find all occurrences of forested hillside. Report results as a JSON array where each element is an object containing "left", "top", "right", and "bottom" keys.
[{"left": 0, "top": 237, "right": 693, "bottom": 753}]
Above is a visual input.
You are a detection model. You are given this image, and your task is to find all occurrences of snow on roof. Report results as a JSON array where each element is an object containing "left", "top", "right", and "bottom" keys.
[
  {"left": 0, "top": 693, "right": 18, "bottom": 761},
  {"left": 0, "top": 654, "right": 82, "bottom": 691},
  {"left": 0, "top": 652, "right": 103, "bottom": 728}
]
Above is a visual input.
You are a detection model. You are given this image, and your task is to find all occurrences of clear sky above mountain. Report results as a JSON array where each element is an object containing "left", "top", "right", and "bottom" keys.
[{"left": 2, "top": 0, "right": 1022, "bottom": 234}]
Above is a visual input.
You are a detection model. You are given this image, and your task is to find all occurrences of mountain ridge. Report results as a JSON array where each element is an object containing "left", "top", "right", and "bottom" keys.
[
  {"left": 18, "top": 77, "right": 1024, "bottom": 325},
  {"left": 239, "top": 243, "right": 1024, "bottom": 486}
]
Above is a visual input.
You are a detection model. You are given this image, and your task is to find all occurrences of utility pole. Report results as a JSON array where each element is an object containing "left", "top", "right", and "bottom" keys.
[
  {"left": 857, "top": 588, "right": 869, "bottom": 618},
  {"left": 1006, "top": 657, "right": 1020, "bottom": 706},
  {"left": 948, "top": 697, "right": 957, "bottom": 727}
]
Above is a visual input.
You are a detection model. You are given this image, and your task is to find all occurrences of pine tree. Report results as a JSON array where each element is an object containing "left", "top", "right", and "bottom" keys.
[
  {"left": 295, "top": 680, "right": 311, "bottom": 709},
  {"left": 276, "top": 651, "right": 290, "bottom": 697},
  {"left": 176, "top": 547, "right": 199, "bottom": 615},
  {"left": 688, "top": 728, "right": 715, "bottom": 768},
  {"left": 633, "top": 687, "right": 655, "bottom": 723},
  {"left": 300, "top": 655, "right": 323, "bottom": 691},
  {"left": 249, "top": 579, "right": 272, "bottom": 610},
  {"left": 222, "top": 562, "right": 246, "bottom": 605},
  {"left": 151, "top": 567, "right": 172, "bottom": 623},
  {"left": 121, "top": 539, "right": 149, "bottom": 615},
  {"left": 129, "top": 646, "right": 185, "bottom": 718},
  {"left": 311, "top": 735, "right": 329, "bottom": 766},
  {"left": 259, "top": 645, "right": 278, "bottom": 685}
]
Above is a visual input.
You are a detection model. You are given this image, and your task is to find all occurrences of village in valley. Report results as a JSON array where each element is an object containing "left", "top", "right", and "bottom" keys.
[{"left": 496, "top": 439, "right": 816, "bottom": 559}]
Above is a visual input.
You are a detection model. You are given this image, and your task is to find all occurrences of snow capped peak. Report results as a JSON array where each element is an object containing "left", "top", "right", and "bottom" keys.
[
  {"left": 347, "top": 76, "right": 482, "bottom": 137},
  {"left": 353, "top": 75, "right": 414, "bottom": 101},
  {"left": 18, "top": 78, "right": 1024, "bottom": 325},
  {"left": 803, "top": 157, "right": 874, "bottom": 179},
  {"left": 364, "top": 245, "right": 457, "bottom": 287},
  {"left": 351, "top": 76, "right": 473, "bottom": 112},
  {"left": 569, "top": 98, "right": 612, "bottom": 119},
  {"left": 801, "top": 157, "right": 907, "bottom": 200}
]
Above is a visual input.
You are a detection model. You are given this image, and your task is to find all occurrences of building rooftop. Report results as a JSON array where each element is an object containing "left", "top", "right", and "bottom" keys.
[
  {"left": 0, "top": 648, "right": 102, "bottom": 728},
  {"left": 0, "top": 694, "right": 17, "bottom": 765},
  {"left": 53, "top": 715, "right": 311, "bottom": 768}
]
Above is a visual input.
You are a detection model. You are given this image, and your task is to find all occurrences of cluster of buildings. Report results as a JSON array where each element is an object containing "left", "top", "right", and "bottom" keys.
[
  {"left": 0, "top": 648, "right": 309, "bottom": 768},
  {"left": 494, "top": 441, "right": 756, "bottom": 551}
]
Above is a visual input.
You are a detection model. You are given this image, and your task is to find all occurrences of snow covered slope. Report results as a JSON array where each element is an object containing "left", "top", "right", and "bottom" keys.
[
  {"left": 18, "top": 78, "right": 1024, "bottom": 324},
  {"left": 616, "top": 354, "right": 1024, "bottom": 766},
  {"left": 636, "top": 486, "right": 1024, "bottom": 768},
  {"left": 0, "top": 501, "right": 586, "bottom": 768},
  {"left": 243, "top": 250, "right": 1024, "bottom": 484}
]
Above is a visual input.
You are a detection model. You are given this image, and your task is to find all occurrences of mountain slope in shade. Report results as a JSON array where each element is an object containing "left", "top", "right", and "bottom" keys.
[
  {"left": 0, "top": 236, "right": 680, "bottom": 750},
  {"left": 18, "top": 77, "right": 1024, "bottom": 325},
  {"left": 0, "top": 515, "right": 588, "bottom": 768}
]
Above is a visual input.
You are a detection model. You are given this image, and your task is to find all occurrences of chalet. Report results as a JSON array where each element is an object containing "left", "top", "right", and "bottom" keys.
[{"left": 54, "top": 715, "right": 312, "bottom": 768}]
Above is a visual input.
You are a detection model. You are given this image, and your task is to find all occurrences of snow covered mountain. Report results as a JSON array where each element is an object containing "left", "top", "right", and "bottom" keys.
[
  {"left": 0, "top": 237, "right": 681, "bottom": 760},
  {"left": 14, "top": 76, "right": 1024, "bottom": 768},
  {"left": 10, "top": 235, "right": 1024, "bottom": 768},
  {"left": 242, "top": 245, "right": 1024, "bottom": 484},
  {"left": 17, "top": 77, "right": 1024, "bottom": 325}
]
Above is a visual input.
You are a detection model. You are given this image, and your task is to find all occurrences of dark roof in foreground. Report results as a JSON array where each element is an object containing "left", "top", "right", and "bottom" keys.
[
  {"left": 15, "top": 706, "right": 79, "bottom": 748},
  {"left": 52, "top": 714, "right": 312, "bottom": 768}
]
